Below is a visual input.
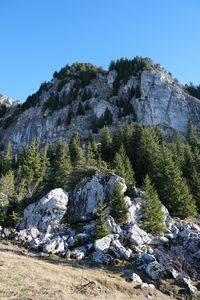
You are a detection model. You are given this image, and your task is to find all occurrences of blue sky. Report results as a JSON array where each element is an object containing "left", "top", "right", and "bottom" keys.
[{"left": 0, "top": 0, "right": 200, "bottom": 102}]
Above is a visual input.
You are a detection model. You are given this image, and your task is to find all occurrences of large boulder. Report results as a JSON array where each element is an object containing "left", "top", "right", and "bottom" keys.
[
  {"left": 21, "top": 188, "right": 69, "bottom": 233},
  {"left": 65, "top": 172, "right": 126, "bottom": 224}
]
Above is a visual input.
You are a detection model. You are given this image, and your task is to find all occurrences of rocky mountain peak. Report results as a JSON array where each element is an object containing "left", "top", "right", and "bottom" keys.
[{"left": 0, "top": 56, "right": 199, "bottom": 152}]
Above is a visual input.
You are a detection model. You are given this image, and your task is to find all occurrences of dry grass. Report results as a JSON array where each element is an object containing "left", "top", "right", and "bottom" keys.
[{"left": 0, "top": 241, "right": 175, "bottom": 300}]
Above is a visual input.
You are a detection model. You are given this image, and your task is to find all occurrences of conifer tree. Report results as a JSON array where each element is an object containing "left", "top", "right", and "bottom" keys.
[
  {"left": 187, "top": 120, "right": 200, "bottom": 151},
  {"left": 96, "top": 198, "right": 109, "bottom": 239},
  {"left": 103, "top": 108, "right": 113, "bottom": 125},
  {"left": 134, "top": 126, "right": 162, "bottom": 185},
  {"left": 69, "top": 131, "right": 85, "bottom": 166},
  {"left": 100, "top": 126, "right": 113, "bottom": 162},
  {"left": 0, "top": 170, "right": 15, "bottom": 198},
  {"left": 110, "top": 182, "right": 128, "bottom": 225},
  {"left": 66, "top": 107, "right": 74, "bottom": 125},
  {"left": 183, "top": 147, "right": 200, "bottom": 211},
  {"left": 113, "top": 145, "right": 135, "bottom": 188},
  {"left": 86, "top": 132, "right": 98, "bottom": 165},
  {"left": 20, "top": 139, "right": 49, "bottom": 197},
  {"left": 76, "top": 102, "right": 85, "bottom": 115},
  {"left": 140, "top": 175, "right": 165, "bottom": 234},
  {"left": 1, "top": 142, "right": 12, "bottom": 175},
  {"left": 54, "top": 140, "right": 72, "bottom": 189},
  {"left": 156, "top": 145, "right": 197, "bottom": 218},
  {"left": 86, "top": 141, "right": 96, "bottom": 165}
]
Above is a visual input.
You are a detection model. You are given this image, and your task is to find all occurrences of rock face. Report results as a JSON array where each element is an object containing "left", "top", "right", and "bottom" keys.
[
  {"left": 134, "top": 71, "right": 200, "bottom": 136},
  {"left": 1, "top": 59, "right": 200, "bottom": 152}
]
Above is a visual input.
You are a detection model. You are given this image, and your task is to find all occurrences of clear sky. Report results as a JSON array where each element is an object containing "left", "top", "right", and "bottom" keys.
[{"left": 0, "top": 0, "right": 200, "bottom": 102}]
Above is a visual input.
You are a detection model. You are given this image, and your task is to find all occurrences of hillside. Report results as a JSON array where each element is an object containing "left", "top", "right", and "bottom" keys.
[
  {"left": 1, "top": 57, "right": 200, "bottom": 152},
  {"left": 0, "top": 241, "right": 176, "bottom": 300}
]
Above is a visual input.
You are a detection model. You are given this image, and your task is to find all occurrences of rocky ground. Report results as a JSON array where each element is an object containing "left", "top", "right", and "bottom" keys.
[
  {"left": 1, "top": 171, "right": 200, "bottom": 299},
  {"left": 0, "top": 241, "right": 175, "bottom": 300}
]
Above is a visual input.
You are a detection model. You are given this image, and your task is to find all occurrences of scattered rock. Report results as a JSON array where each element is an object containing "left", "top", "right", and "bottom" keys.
[
  {"left": 145, "top": 261, "right": 162, "bottom": 280},
  {"left": 92, "top": 251, "right": 113, "bottom": 264},
  {"left": 71, "top": 246, "right": 87, "bottom": 260},
  {"left": 94, "top": 235, "right": 112, "bottom": 253},
  {"left": 106, "top": 216, "right": 122, "bottom": 234},
  {"left": 128, "top": 272, "right": 142, "bottom": 284},
  {"left": 110, "top": 240, "right": 132, "bottom": 260}
]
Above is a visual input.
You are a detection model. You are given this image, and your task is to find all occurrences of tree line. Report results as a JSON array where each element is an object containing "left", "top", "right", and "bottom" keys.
[{"left": 0, "top": 121, "right": 200, "bottom": 235}]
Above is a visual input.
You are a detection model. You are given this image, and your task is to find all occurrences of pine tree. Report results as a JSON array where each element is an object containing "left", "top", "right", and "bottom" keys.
[
  {"left": 113, "top": 145, "right": 135, "bottom": 188},
  {"left": 53, "top": 140, "right": 72, "bottom": 189},
  {"left": 69, "top": 131, "right": 85, "bottom": 166},
  {"left": 1, "top": 142, "right": 12, "bottom": 175},
  {"left": 20, "top": 139, "right": 49, "bottom": 197},
  {"left": 134, "top": 126, "right": 162, "bottom": 185},
  {"left": 156, "top": 145, "right": 197, "bottom": 218},
  {"left": 110, "top": 182, "right": 128, "bottom": 225},
  {"left": 183, "top": 146, "right": 200, "bottom": 211},
  {"left": 96, "top": 199, "right": 109, "bottom": 239},
  {"left": 0, "top": 170, "right": 15, "bottom": 198},
  {"left": 140, "top": 175, "right": 165, "bottom": 234},
  {"left": 66, "top": 107, "right": 74, "bottom": 125},
  {"left": 187, "top": 120, "right": 200, "bottom": 151},
  {"left": 103, "top": 108, "right": 113, "bottom": 125},
  {"left": 76, "top": 102, "right": 85, "bottom": 115},
  {"left": 100, "top": 126, "right": 113, "bottom": 162},
  {"left": 86, "top": 132, "right": 98, "bottom": 165}
]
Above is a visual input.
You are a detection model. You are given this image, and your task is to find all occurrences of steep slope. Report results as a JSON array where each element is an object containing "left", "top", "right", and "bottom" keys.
[{"left": 0, "top": 57, "right": 200, "bottom": 152}]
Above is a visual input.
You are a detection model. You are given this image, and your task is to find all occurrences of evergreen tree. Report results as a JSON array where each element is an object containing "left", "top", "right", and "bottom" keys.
[
  {"left": 96, "top": 198, "right": 109, "bottom": 239},
  {"left": 100, "top": 126, "right": 113, "bottom": 162},
  {"left": 66, "top": 107, "right": 74, "bottom": 125},
  {"left": 113, "top": 145, "right": 135, "bottom": 188},
  {"left": 156, "top": 145, "right": 197, "bottom": 218},
  {"left": 53, "top": 140, "right": 72, "bottom": 189},
  {"left": 110, "top": 182, "right": 128, "bottom": 225},
  {"left": 1, "top": 142, "right": 12, "bottom": 175},
  {"left": 170, "top": 132, "right": 186, "bottom": 171},
  {"left": 103, "top": 108, "right": 113, "bottom": 125},
  {"left": 134, "top": 126, "right": 162, "bottom": 185},
  {"left": 69, "top": 131, "right": 85, "bottom": 166},
  {"left": 183, "top": 146, "right": 200, "bottom": 211},
  {"left": 86, "top": 141, "right": 96, "bottom": 165},
  {"left": 19, "top": 139, "right": 49, "bottom": 197},
  {"left": 187, "top": 120, "right": 200, "bottom": 151},
  {"left": 140, "top": 175, "right": 165, "bottom": 234},
  {"left": 76, "top": 102, "right": 85, "bottom": 115},
  {"left": 0, "top": 170, "right": 15, "bottom": 198}
]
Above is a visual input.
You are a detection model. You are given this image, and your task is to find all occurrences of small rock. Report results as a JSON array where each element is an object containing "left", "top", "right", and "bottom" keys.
[
  {"left": 141, "top": 282, "right": 149, "bottom": 289},
  {"left": 70, "top": 246, "right": 87, "bottom": 260},
  {"left": 92, "top": 251, "right": 113, "bottom": 264},
  {"left": 128, "top": 273, "right": 142, "bottom": 284}
]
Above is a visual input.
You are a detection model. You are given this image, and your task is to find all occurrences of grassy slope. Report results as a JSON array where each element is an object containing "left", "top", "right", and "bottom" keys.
[{"left": 0, "top": 241, "right": 175, "bottom": 300}]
